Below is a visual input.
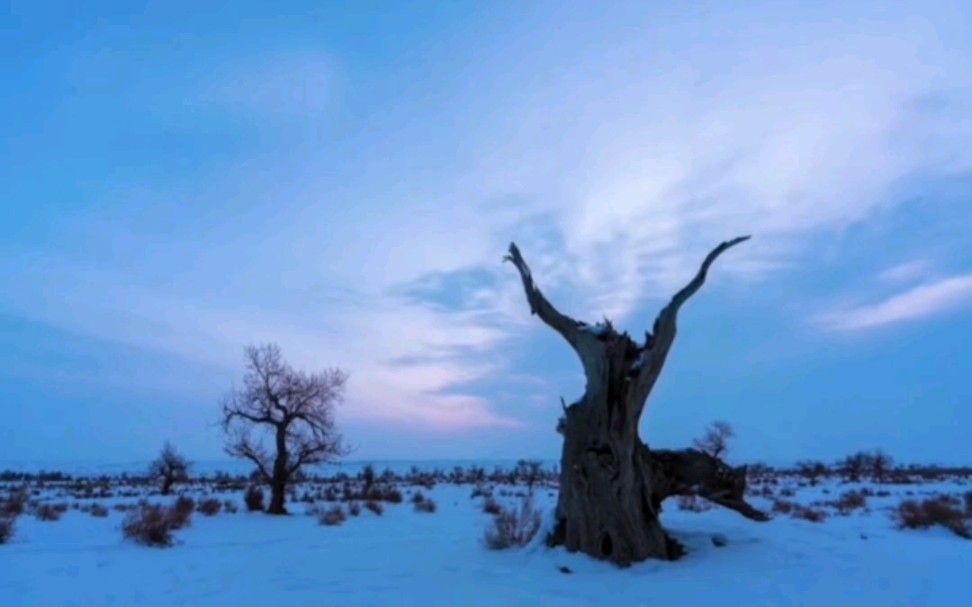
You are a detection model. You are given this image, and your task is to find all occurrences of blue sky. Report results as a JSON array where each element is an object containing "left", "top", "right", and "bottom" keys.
[{"left": 2, "top": 0, "right": 972, "bottom": 467}]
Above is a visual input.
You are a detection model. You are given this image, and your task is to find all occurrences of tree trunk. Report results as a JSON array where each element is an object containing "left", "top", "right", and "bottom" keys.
[
  {"left": 268, "top": 425, "right": 289, "bottom": 515},
  {"left": 505, "top": 237, "right": 750, "bottom": 567},
  {"left": 549, "top": 342, "right": 679, "bottom": 565}
]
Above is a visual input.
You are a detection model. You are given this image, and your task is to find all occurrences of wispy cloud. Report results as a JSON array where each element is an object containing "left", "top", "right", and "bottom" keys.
[
  {"left": 878, "top": 260, "right": 932, "bottom": 284},
  {"left": 4, "top": 2, "right": 972, "bottom": 434},
  {"left": 815, "top": 275, "right": 972, "bottom": 331}
]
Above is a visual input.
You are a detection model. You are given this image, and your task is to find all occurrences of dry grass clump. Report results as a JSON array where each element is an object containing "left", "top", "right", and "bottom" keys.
[
  {"left": 197, "top": 498, "right": 222, "bottom": 516},
  {"left": 168, "top": 496, "right": 195, "bottom": 529},
  {"left": 312, "top": 504, "right": 347, "bottom": 526},
  {"left": 484, "top": 494, "right": 542, "bottom": 550},
  {"left": 122, "top": 503, "right": 182, "bottom": 547},
  {"left": 34, "top": 504, "right": 63, "bottom": 521},
  {"left": 833, "top": 490, "right": 868, "bottom": 515},
  {"left": 895, "top": 496, "right": 970, "bottom": 539},
  {"left": 414, "top": 493, "right": 437, "bottom": 513}
]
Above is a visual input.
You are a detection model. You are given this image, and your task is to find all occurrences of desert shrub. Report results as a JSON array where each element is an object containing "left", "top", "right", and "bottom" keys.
[
  {"left": 348, "top": 501, "right": 361, "bottom": 516},
  {"left": 90, "top": 503, "right": 110, "bottom": 518},
  {"left": 792, "top": 507, "right": 827, "bottom": 523},
  {"left": 364, "top": 500, "right": 384, "bottom": 515},
  {"left": 244, "top": 486, "right": 265, "bottom": 512},
  {"left": 484, "top": 494, "right": 542, "bottom": 550},
  {"left": 316, "top": 504, "right": 346, "bottom": 526},
  {"left": 223, "top": 500, "right": 239, "bottom": 514},
  {"left": 895, "top": 497, "right": 971, "bottom": 539},
  {"left": 471, "top": 485, "right": 493, "bottom": 499},
  {"left": 483, "top": 496, "right": 502, "bottom": 515},
  {"left": 198, "top": 498, "right": 222, "bottom": 516},
  {"left": 34, "top": 504, "right": 62, "bottom": 521},
  {"left": 795, "top": 461, "right": 830, "bottom": 486},
  {"left": 169, "top": 496, "right": 195, "bottom": 529},
  {"left": 835, "top": 490, "right": 868, "bottom": 515},
  {"left": 2, "top": 489, "right": 28, "bottom": 517},
  {"left": 122, "top": 503, "right": 178, "bottom": 547},
  {"left": 411, "top": 491, "right": 426, "bottom": 504},
  {"left": 415, "top": 498, "right": 437, "bottom": 513},
  {"left": 0, "top": 517, "right": 14, "bottom": 544},
  {"left": 381, "top": 487, "right": 404, "bottom": 504}
]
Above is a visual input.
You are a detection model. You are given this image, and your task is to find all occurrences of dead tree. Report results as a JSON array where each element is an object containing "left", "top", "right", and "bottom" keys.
[
  {"left": 148, "top": 442, "right": 190, "bottom": 496},
  {"left": 505, "top": 236, "right": 765, "bottom": 566},
  {"left": 220, "top": 344, "right": 350, "bottom": 515}
]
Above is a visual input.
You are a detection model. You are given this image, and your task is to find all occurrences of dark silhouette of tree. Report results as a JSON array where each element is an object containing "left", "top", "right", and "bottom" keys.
[
  {"left": 505, "top": 236, "right": 766, "bottom": 567},
  {"left": 220, "top": 344, "right": 350, "bottom": 514},
  {"left": 693, "top": 421, "right": 735, "bottom": 459},
  {"left": 148, "top": 442, "right": 190, "bottom": 496}
]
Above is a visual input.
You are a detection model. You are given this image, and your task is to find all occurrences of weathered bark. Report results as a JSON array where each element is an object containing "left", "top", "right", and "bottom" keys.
[
  {"left": 268, "top": 427, "right": 290, "bottom": 515},
  {"left": 505, "top": 236, "right": 751, "bottom": 566}
]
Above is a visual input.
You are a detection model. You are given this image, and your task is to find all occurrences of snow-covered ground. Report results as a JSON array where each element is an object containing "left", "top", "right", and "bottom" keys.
[{"left": 1, "top": 466, "right": 970, "bottom": 607}]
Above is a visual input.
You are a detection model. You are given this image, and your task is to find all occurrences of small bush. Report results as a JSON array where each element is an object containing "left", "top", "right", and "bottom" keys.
[
  {"left": 483, "top": 497, "right": 502, "bottom": 515},
  {"left": 90, "top": 503, "right": 110, "bottom": 518},
  {"left": 835, "top": 490, "right": 868, "bottom": 515},
  {"left": 317, "top": 505, "right": 347, "bottom": 526},
  {"left": 484, "top": 494, "right": 542, "bottom": 550},
  {"left": 364, "top": 500, "right": 384, "bottom": 516},
  {"left": 122, "top": 503, "right": 177, "bottom": 547},
  {"left": 198, "top": 499, "right": 222, "bottom": 516},
  {"left": 380, "top": 487, "right": 404, "bottom": 504},
  {"left": 34, "top": 504, "right": 62, "bottom": 521},
  {"left": 772, "top": 499, "right": 795, "bottom": 514},
  {"left": 0, "top": 517, "right": 14, "bottom": 544},
  {"left": 792, "top": 507, "right": 828, "bottom": 523},
  {"left": 244, "top": 486, "right": 265, "bottom": 512},
  {"left": 348, "top": 501, "right": 361, "bottom": 517},
  {"left": 169, "top": 496, "right": 195, "bottom": 529},
  {"left": 223, "top": 500, "right": 239, "bottom": 514},
  {"left": 411, "top": 491, "right": 426, "bottom": 504},
  {"left": 415, "top": 499, "right": 437, "bottom": 513},
  {"left": 471, "top": 486, "right": 490, "bottom": 499},
  {"left": 895, "top": 497, "right": 971, "bottom": 539},
  {"left": 1, "top": 489, "right": 28, "bottom": 518}
]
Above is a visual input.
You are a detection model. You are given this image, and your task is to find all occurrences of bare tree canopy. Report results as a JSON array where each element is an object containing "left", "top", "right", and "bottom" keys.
[
  {"left": 505, "top": 236, "right": 766, "bottom": 567},
  {"left": 693, "top": 421, "right": 736, "bottom": 460},
  {"left": 148, "top": 441, "right": 190, "bottom": 496},
  {"left": 220, "top": 343, "right": 350, "bottom": 514}
]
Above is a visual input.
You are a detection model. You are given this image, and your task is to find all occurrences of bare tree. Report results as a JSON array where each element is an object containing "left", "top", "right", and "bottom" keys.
[
  {"left": 693, "top": 421, "right": 735, "bottom": 459},
  {"left": 505, "top": 236, "right": 767, "bottom": 567},
  {"left": 219, "top": 344, "right": 350, "bottom": 514},
  {"left": 148, "top": 442, "right": 190, "bottom": 496}
]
